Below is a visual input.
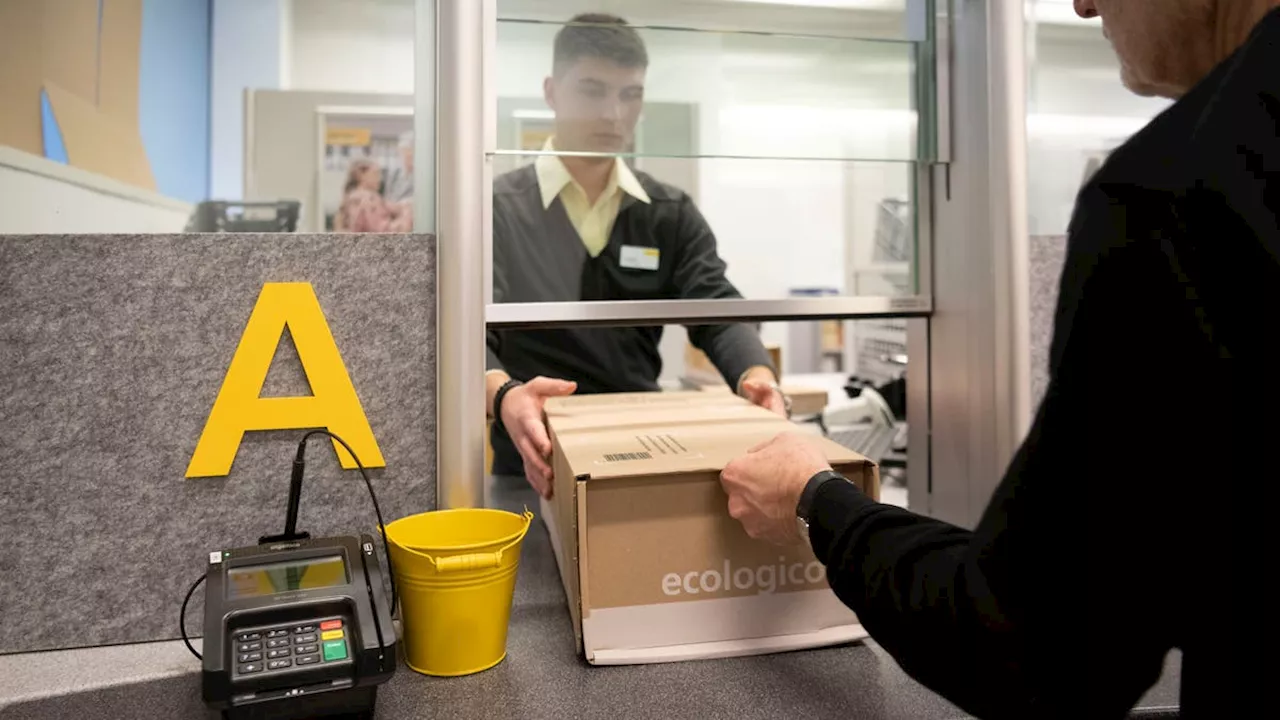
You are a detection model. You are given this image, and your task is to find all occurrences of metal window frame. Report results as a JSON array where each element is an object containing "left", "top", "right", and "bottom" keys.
[
  {"left": 486, "top": 297, "right": 932, "bottom": 329},
  {"left": 428, "top": 0, "right": 1035, "bottom": 524},
  {"left": 478, "top": 0, "right": 937, "bottom": 324},
  {"left": 434, "top": 0, "right": 489, "bottom": 509},
  {"left": 414, "top": 0, "right": 438, "bottom": 233},
  {"left": 923, "top": 0, "right": 1030, "bottom": 528}
]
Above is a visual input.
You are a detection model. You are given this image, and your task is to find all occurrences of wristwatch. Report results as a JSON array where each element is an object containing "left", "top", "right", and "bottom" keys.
[{"left": 795, "top": 469, "right": 847, "bottom": 543}]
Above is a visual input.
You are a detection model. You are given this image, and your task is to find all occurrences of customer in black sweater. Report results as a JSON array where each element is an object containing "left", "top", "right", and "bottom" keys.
[{"left": 721, "top": 1, "right": 1280, "bottom": 718}]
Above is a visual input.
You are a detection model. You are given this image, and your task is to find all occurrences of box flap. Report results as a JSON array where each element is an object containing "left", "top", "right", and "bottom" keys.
[
  {"left": 545, "top": 423, "right": 588, "bottom": 651},
  {"left": 582, "top": 591, "right": 866, "bottom": 663},
  {"left": 45, "top": 81, "right": 156, "bottom": 190},
  {"left": 548, "top": 402, "right": 776, "bottom": 434},
  {"left": 587, "top": 624, "right": 868, "bottom": 665},
  {"left": 545, "top": 391, "right": 750, "bottom": 417},
  {"left": 553, "top": 414, "right": 872, "bottom": 484}
]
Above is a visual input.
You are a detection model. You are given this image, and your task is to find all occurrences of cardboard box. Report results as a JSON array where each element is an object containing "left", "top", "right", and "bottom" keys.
[
  {"left": 0, "top": 0, "right": 154, "bottom": 190},
  {"left": 782, "top": 385, "right": 831, "bottom": 416},
  {"left": 541, "top": 394, "right": 879, "bottom": 665}
]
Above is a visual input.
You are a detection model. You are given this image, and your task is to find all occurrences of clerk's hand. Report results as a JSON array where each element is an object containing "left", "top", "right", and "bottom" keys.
[
  {"left": 501, "top": 377, "right": 577, "bottom": 499},
  {"left": 742, "top": 379, "right": 788, "bottom": 417},
  {"left": 720, "top": 433, "right": 831, "bottom": 545}
]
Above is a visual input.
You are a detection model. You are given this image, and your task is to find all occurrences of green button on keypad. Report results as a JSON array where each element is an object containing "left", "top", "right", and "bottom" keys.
[{"left": 322, "top": 639, "right": 347, "bottom": 661}]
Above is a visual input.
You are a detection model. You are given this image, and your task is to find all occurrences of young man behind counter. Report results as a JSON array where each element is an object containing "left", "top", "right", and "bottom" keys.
[{"left": 485, "top": 14, "right": 787, "bottom": 498}]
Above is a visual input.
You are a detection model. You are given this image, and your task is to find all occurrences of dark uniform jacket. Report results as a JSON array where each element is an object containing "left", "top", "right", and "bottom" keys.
[{"left": 488, "top": 164, "right": 773, "bottom": 474}]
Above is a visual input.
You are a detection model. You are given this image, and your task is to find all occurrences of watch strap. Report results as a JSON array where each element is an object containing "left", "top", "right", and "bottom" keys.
[{"left": 796, "top": 469, "right": 846, "bottom": 523}]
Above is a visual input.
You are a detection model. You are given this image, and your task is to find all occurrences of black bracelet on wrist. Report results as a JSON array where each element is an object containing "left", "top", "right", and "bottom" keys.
[{"left": 492, "top": 378, "right": 523, "bottom": 431}]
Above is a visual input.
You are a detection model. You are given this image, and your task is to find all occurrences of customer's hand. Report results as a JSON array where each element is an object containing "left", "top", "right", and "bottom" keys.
[
  {"left": 720, "top": 433, "right": 832, "bottom": 545},
  {"left": 501, "top": 377, "right": 577, "bottom": 499}
]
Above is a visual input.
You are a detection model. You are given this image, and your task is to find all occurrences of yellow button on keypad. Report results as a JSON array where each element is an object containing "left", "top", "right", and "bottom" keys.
[{"left": 321, "top": 629, "right": 345, "bottom": 641}]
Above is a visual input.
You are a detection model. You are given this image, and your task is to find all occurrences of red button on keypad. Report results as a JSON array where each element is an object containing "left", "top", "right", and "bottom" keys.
[{"left": 320, "top": 619, "right": 343, "bottom": 631}]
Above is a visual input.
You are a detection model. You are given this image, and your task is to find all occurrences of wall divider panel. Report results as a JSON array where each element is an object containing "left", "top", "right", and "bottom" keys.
[{"left": 0, "top": 233, "right": 437, "bottom": 654}]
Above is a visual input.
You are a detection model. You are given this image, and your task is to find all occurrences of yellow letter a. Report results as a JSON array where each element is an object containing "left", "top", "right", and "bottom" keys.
[{"left": 186, "top": 282, "right": 385, "bottom": 478}]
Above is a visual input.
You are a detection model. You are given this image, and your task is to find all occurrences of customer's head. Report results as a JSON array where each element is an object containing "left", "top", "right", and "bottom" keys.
[
  {"left": 544, "top": 13, "right": 648, "bottom": 154},
  {"left": 344, "top": 159, "right": 382, "bottom": 194},
  {"left": 1074, "top": 0, "right": 1280, "bottom": 98}
]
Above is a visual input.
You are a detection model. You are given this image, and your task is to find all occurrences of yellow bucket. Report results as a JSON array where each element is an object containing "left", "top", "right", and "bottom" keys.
[{"left": 384, "top": 507, "right": 534, "bottom": 677}]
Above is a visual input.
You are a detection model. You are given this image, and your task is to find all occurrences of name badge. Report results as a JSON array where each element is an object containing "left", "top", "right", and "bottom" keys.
[{"left": 619, "top": 245, "right": 660, "bottom": 271}]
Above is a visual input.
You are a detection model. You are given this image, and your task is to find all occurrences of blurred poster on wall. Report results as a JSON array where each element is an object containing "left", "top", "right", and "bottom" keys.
[{"left": 317, "top": 107, "right": 414, "bottom": 232}]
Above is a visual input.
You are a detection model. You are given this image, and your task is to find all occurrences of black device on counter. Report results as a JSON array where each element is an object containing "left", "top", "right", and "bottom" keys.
[
  {"left": 186, "top": 200, "right": 301, "bottom": 232},
  {"left": 201, "top": 534, "right": 396, "bottom": 719},
  {"left": 185, "top": 430, "right": 398, "bottom": 720}
]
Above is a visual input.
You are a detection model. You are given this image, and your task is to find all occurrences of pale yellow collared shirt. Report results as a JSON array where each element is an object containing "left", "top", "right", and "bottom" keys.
[{"left": 534, "top": 138, "right": 651, "bottom": 257}]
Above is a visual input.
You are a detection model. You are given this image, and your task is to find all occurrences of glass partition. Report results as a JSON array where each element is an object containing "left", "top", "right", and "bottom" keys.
[
  {"left": 434, "top": 0, "right": 942, "bottom": 507},
  {"left": 484, "top": 317, "right": 914, "bottom": 508},
  {"left": 486, "top": 1, "right": 937, "bottom": 319},
  {"left": 490, "top": 155, "right": 918, "bottom": 305},
  {"left": 494, "top": 21, "right": 920, "bottom": 163},
  {"left": 0, "top": 0, "right": 217, "bottom": 234},
  {"left": 0, "top": 0, "right": 429, "bottom": 236}
]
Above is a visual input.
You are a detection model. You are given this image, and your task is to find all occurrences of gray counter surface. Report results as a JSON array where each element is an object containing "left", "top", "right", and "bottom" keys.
[{"left": 0, "top": 475, "right": 1181, "bottom": 719}]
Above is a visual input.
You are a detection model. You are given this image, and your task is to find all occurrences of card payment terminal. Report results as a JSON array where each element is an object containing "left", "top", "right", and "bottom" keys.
[{"left": 201, "top": 533, "right": 396, "bottom": 720}]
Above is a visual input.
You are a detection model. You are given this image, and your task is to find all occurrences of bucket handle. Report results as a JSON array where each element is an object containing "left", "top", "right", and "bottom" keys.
[{"left": 391, "top": 509, "right": 534, "bottom": 574}]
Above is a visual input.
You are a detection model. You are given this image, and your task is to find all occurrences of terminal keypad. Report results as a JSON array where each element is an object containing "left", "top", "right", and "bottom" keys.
[{"left": 232, "top": 618, "right": 347, "bottom": 677}]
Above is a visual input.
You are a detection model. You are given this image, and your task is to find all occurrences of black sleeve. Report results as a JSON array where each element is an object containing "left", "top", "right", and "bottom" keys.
[
  {"left": 669, "top": 194, "right": 776, "bottom": 385},
  {"left": 809, "top": 185, "right": 1208, "bottom": 719}
]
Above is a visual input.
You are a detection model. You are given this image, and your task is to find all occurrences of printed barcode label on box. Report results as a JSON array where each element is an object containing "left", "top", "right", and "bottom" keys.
[{"left": 603, "top": 451, "right": 653, "bottom": 463}]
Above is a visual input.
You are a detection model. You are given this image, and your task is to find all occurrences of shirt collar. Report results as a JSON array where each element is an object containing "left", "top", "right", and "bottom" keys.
[{"left": 534, "top": 137, "right": 651, "bottom": 209}]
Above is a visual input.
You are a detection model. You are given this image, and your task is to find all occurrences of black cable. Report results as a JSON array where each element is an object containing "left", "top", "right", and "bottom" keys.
[
  {"left": 293, "top": 430, "right": 398, "bottom": 672},
  {"left": 293, "top": 430, "right": 398, "bottom": 615},
  {"left": 180, "top": 573, "right": 206, "bottom": 660}
]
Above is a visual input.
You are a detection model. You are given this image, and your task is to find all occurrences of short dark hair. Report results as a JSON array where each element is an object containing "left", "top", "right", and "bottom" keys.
[{"left": 552, "top": 13, "right": 648, "bottom": 76}]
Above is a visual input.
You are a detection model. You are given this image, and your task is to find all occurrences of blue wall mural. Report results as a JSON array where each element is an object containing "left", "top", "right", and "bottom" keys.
[{"left": 139, "top": 0, "right": 211, "bottom": 204}]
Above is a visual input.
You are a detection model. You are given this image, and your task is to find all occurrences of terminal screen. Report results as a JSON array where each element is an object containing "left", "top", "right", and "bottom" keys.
[{"left": 227, "top": 555, "right": 348, "bottom": 598}]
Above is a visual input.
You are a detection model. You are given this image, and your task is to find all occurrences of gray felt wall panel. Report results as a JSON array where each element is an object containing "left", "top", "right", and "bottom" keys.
[
  {"left": 0, "top": 234, "right": 436, "bottom": 654},
  {"left": 1029, "top": 235, "right": 1068, "bottom": 408}
]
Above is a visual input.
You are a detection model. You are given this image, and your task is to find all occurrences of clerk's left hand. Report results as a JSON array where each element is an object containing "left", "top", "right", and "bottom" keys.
[
  {"left": 741, "top": 369, "right": 788, "bottom": 417},
  {"left": 720, "top": 433, "right": 832, "bottom": 545}
]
